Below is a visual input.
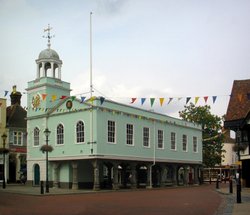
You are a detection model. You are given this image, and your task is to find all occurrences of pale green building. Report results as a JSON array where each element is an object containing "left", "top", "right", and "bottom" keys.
[{"left": 26, "top": 41, "right": 202, "bottom": 190}]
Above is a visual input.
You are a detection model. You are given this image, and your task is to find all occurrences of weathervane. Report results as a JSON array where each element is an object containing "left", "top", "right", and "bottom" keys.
[{"left": 43, "top": 24, "right": 54, "bottom": 49}]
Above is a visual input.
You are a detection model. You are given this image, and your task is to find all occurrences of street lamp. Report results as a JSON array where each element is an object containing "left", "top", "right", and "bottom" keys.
[
  {"left": 1, "top": 133, "right": 7, "bottom": 189},
  {"left": 44, "top": 128, "right": 51, "bottom": 193},
  {"left": 236, "top": 129, "right": 241, "bottom": 204}
]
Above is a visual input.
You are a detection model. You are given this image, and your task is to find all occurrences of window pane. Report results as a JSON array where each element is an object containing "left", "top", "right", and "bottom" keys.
[
  {"left": 158, "top": 130, "right": 163, "bottom": 149},
  {"left": 171, "top": 132, "right": 176, "bottom": 150},
  {"left": 108, "top": 120, "right": 115, "bottom": 143},
  {"left": 76, "top": 121, "right": 84, "bottom": 143},
  {"left": 34, "top": 127, "right": 40, "bottom": 146},
  {"left": 182, "top": 134, "right": 187, "bottom": 151},
  {"left": 57, "top": 124, "right": 64, "bottom": 145},
  {"left": 126, "top": 124, "right": 133, "bottom": 145},
  {"left": 193, "top": 136, "right": 198, "bottom": 152},
  {"left": 143, "top": 127, "right": 149, "bottom": 147}
]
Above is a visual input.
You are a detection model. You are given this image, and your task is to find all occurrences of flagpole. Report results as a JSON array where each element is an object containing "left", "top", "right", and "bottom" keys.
[{"left": 90, "top": 11, "right": 94, "bottom": 154}]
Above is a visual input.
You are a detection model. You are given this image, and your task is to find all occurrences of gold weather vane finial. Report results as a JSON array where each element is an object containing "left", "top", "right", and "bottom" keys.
[{"left": 43, "top": 24, "right": 54, "bottom": 49}]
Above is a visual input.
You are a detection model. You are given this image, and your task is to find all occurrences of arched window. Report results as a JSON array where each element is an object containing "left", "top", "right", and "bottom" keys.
[
  {"left": 34, "top": 127, "right": 40, "bottom": 146},
  {"left": 57, "top": 124, "right": 64, "bottom": 145},
  {"left": 76, "top": 121, "right": 84, "bottom": 143}
]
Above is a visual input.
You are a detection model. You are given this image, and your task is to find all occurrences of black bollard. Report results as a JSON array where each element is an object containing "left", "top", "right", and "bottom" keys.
[
  {"left": 41, "top": 181, "right": 44, "bottom": 195},
  {"left": 237, "top": 182, "right": 241, "bottom": 203},
  {"left": 229, "top": 179, "right": 233, "bottom": 194},
  {"left": 216, "top": 177, "right": 219, "bottom": 189}
]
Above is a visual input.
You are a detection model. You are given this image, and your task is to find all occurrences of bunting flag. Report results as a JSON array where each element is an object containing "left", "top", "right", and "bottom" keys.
[
  {"left": 100, "top": 97, "right": 105, "bottom": 105},
  {"left": 0, "top": 102, "right": 2, "bottom": 107},
  {"left": 150, "top": 98, "right": 155, "bottom": 107},
  {"left": 42, "top": 94, "right": 47, "bottom": 101},
  {"left": 194, "top": 97, "right": 199, "bottom": 105},
  {"left": 212, "top": 96, "right": 217, "bottom": 104},
  {"left": 131, "top": 98, "right": 137, "bottom": 104},
  {"left": 168, "top": 98, "right": 173, "bottom": 104},
  {"left": 80, "top": 96, "right": 86, "bottom": 103},
  {"left": 159, "top": 98, "right": 164, "bottom": 106},
  {"left": 186, "top": 97, "right": 191, "bottom": 104},
  {"left": 51, "top": 95, "right": 57, "bottom": 102},
  {"left": 4, "top": 91, "right": 8, "bottom": 97},
  {"left": 71, "top": 96, "right": 76, "bottom": 101},
  {"left": 60, "top": 95, "right": 68, "bottom": 100},
  {"left": 141, "top": 98, "right": 146, "bottom": 105},
  {"left": 89, "top": 96, "right": 96, "bottom": 102},
  {"left": 203, "top": 96, "right": 208, "bottom": 103}
]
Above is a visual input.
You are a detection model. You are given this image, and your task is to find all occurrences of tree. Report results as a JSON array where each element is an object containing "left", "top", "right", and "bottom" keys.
[{"left": 179, "top": 103, "right": 224, "bottom": 168}]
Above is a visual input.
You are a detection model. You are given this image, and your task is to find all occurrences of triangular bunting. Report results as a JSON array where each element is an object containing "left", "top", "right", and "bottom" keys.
[
  {"left": 141, "top": 98, "right": 146, "bottom": 105},
  {"left": 100, "top": 97, "right": 105, "bottom": 105},
  {"left": 212, "top": 96, "right": 217, "bottom": 104},
  {"left": 186, "top": 97, "right": 191, "bottom": 104},
  {"left": 60, "top": 95, "right": 68, "bottom": 100},
  {"left": 42, "top": 94, "right": 47, "bottom": 101},
  {"left": 4, "top": 91, "right": 8, "bottom": 97},
  {"left": 51, "top": 95, "right": 57, "bottom": 102},
  {"left": 203, "top": 96, "right": 208, "bottom": 103},
  {"left": 81, "top": 96, "right": 86, "bottom": 103},
  {"left": 159, "top": 98, "right": 164, "bottom": 106},
  {"left": 194, "top": 97, "right": 199, "bottom": 105},
  {"left": 131, "top": 98, "right": 137, "bottom": 104},
  {"left": 168, "top": 98, "right": 173, "bottom": 104},
  {"left": 150, "top": 98, "right": 155, "bottom": 107},
  {"left": 71, "top": 96, "right": 76, "bottom": 101}
]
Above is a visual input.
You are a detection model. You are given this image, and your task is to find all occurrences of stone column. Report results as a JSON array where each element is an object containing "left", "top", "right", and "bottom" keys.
[
  {"left": 172, "top": 164, "right": 177, "bottom": 186},
  {"left": 51, "top": 62, "right": 55, "bottom": 78},
  {"left": 36, "top": 64, "right": 40, "bottom": 79},
  {"left": 130, "top": 163, "right": 137, "bottom": 189},
  {"left": 53, "top": 162, "right": 60, "bottom": 188},
  {"left": 71, "top": 161, "right": 78, "bottom": 190},
  {"left": 92, "top": 160, "right": 100, "bottom": 191},
  {"left": 42, "top": 62, "right": 45, "bottom": 77},
  {"left": 112, "top": 162, "right": 119, "bottom": 190},
  {"left": 58, "top": 65, "right": 62, "bottom": 79}
]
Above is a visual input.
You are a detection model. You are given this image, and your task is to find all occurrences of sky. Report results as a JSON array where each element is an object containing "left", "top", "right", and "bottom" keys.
[{"left": 0, "top": 0, "right": 249, "bottom": 118}]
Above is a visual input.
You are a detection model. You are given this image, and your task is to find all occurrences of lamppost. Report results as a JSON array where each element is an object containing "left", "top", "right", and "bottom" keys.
[
  {"left": 44, "top": 128, "right": 51, "bottom": 193},
  {"left": 236, "top": 129, "right": 241, "bottom": 204},
  {"left": 1, "top": 133, "right": 8, "bottom": 189}
]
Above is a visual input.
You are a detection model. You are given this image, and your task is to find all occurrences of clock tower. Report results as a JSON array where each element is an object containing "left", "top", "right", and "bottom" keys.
[{"left": 26, "top": 25, "right": 71, "bottom": 118}]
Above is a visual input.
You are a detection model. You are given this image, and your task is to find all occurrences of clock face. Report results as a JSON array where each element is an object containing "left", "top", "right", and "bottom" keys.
[{"left": 32, "top": 94, "right": 41, "bottom": 108}]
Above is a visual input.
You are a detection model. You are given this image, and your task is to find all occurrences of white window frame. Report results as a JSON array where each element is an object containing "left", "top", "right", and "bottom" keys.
[
  {"left": 171, "top": 132, "right": 176, "bottom": 150},
  {"left": 126, "top": 123, "right": 134, "bottom": 146},
  {"left": 107, "top": 120, "right": 116, "bottom": 144},
  {"left": 157, "top": 129, "right": 164, "bottom": 149},
  {"left": 76, "top": 120, "right": 85, "bottom": 144},
  {"left": 182, "top": 134, "right": 188, "bottom": 152},
  {"left": 143, "top": 127, "right": 150, "bottom": 148},
  {"left": 193, "top": 136, "right": 198, "bottom": 153},
  {"left": 13, "top": 131, "right": 22, "bottom": 146},
  {"left": 57, "top": 123, "right": 64, "bottom": 145},
  {"left": 33, "top": 127, "right": 40, "bottom": 146}
]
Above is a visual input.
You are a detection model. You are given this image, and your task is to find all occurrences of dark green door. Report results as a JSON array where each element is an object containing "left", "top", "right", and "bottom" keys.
[{"left": 34, "top": 164, "right": 40, "bottom": 186}]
